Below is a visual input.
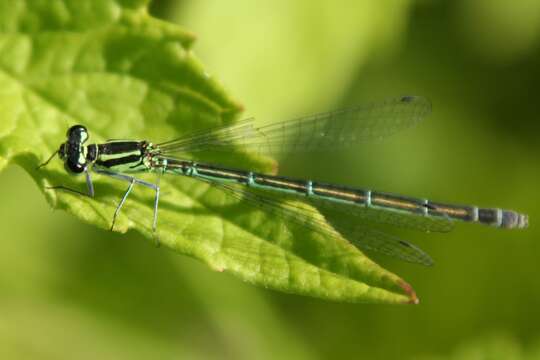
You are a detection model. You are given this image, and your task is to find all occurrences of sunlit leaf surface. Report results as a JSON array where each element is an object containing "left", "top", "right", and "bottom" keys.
[{"left": 0, "top": 0, "right": 417, "bottom": 304}]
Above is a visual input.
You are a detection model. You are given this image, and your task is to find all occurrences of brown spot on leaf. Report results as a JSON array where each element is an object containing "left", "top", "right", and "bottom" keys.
[{"left": 398, "top": 279, "right": 419, "bottom": 305}]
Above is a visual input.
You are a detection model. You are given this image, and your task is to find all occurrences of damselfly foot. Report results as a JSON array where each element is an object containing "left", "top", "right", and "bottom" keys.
[{"left": 45, "top": 185, "right": 94, "bottom": 198}]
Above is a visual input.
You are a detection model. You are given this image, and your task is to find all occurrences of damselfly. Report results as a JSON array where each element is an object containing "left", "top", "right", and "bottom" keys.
[{"left": 38, "top": 96, "right": 528, "bottom": 266}]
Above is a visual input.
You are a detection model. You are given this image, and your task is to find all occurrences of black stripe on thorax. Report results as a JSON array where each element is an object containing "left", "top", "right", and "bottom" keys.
[
  {"left": 98, "top": 141, "right": 145, "bottom": 155},
  {"left": 96, "top": 154, "right": 142, "bottom": 168}
]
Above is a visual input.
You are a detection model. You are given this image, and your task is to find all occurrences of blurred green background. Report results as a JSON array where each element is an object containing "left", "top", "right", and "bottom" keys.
[{"left": 1, "top": 0, "right": 539, "bottom": 358}]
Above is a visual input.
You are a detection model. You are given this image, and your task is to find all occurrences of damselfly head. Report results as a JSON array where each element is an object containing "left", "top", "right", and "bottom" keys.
[{"left": 61, "top": 124, "right": 90, "bottom": 174}]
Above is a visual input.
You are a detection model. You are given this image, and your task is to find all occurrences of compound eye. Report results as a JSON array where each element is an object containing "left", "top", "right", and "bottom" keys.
[
  {"left": 65, "top": 159, "right": 85, "bottom": 174},
  {"left": 67, "top": 125, "right": 89, "bottom": 143}
]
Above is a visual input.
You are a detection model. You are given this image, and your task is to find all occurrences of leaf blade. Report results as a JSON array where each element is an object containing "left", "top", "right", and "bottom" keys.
[{"left": 0, "top": 0, "right": 418, "bottom": 304}]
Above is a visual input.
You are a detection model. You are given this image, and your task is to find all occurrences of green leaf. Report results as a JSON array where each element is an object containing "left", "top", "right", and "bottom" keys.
[{"left": 0, "top": 0, "right": 417, "bottom": 304}]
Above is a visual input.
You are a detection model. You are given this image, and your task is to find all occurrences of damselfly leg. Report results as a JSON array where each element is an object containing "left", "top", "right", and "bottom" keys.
[
  {"left": 45, "top": 169, "right": 95, "bottom": 198},
  {"left": 93, "top": 168, "right": 161, "bottom": 246}
]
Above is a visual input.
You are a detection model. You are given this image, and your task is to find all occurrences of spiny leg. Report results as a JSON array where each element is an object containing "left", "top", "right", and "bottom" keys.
[
  {"left": 46, "top": 169, "right": 95, "bottom": 198},
  {"left": 85, "top": 170, "right": 95, "bottom": 197},
  {"left": 111, "top": 179, "right": 135, "bottom": 231},
  {"left": 94, "top": 169, "right": 160, "bottom": 242},
  {"left": 151, "top": 168, "right": 164, "bottom": 246}
]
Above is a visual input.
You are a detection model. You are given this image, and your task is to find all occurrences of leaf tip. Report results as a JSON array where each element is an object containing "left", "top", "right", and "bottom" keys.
[{"left": 398, "top": 279, "right": 419, "bottom": 305}]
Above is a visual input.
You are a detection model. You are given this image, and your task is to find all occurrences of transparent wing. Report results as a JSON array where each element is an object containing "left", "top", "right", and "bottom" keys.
[
  {"left": 158, "top": 95, "right": 431, "bottom": 155},
  {"left": 306, "top": 195, "right": 454, "bottom": 233},
  {"left": 201, "top": 179, "right": 434, "bottom": 266}
]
